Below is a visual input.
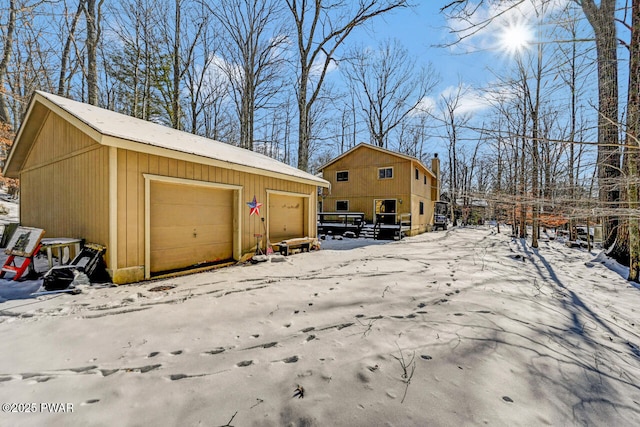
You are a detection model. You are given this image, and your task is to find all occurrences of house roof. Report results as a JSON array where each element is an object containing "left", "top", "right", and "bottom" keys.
[
  {"left": 319, "top": 143, "right": 437, "bottom": 179},
  {"left": 4, "top": 91, "right": 329, "bottom": 187}
]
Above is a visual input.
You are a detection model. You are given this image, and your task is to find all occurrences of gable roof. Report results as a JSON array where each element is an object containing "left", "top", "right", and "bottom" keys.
[
  {"left": 319, "top": 142, "right": 436, "bottom": 179},
  {"left": 4, "top": 91, "right": 329, "bottom": 187}
]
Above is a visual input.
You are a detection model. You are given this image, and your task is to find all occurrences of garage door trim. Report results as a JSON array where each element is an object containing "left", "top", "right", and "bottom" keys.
[{"left": 144, "top": 174, "right": 243, "bottom": 279}]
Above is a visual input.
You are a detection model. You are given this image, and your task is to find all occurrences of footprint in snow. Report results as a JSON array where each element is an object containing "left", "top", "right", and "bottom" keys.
[
  {"left": 169, "top": 374, "right": 189, "bottom": 381},
  {"left": 131, "top": 364, "right": 161, "bottom": 373},
  {"left": 201, "top": 348, "right": 225, "bottom": 355}
]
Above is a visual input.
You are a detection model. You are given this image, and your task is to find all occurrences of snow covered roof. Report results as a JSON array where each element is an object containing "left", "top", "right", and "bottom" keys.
[{"left": 4, "top": 91, "right": 329, "bottom": 187}]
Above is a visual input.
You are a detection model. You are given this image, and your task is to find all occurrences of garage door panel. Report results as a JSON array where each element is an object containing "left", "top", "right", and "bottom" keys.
[
  {"left": 151, "top": 225, "right": 232, "bottom": 248},
  {"left": 150, "top": 181, "right": 234, "bottom": 274},
  {"left": 151, "top": 243, "right": 231, "bottom": 272},
  {"left": 151, "top": 204, "right": 233, "bottom": 227},
  {"left": 269, "top": 194, "right": 304, "bottom": 242},
  {"left": 152, "top": 183, "right": 233, "bottom": 204}
]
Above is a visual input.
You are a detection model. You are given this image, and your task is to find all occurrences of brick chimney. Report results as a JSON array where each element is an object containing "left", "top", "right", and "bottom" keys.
[{"left": 431, "top": 153, "right": 440, "bottom": 201}]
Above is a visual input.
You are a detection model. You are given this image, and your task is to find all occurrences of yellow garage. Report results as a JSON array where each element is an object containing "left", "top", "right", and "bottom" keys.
[{"left": 4, "top": 91, "right": 329, "bottom": 284}]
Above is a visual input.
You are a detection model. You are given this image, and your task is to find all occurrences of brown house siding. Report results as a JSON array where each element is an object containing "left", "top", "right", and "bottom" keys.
[{"left": 19, "top": 111, "right": 109, "bottom": 259}]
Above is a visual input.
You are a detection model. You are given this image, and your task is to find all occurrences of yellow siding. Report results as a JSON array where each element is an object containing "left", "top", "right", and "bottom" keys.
[
  {"left": 409, "top": 161, "right": 433, "bottom": 233},
  {"left": 117, "top": 150, "right": 317, "bottom": 270},
  {"left": 19, "top": 111, "right": 109, "bottom": 260},
  {"left": 22, "top": 111, "right": 99, "bottom": 170},
  {"left": 322, "top": 146, "right": 411, "bottom": 220},
  {"left": 322, "top": 145, "right": 436, "bottom": 233}
]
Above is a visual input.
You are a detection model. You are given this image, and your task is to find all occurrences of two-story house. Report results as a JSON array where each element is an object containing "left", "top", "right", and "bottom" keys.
[{"left": 319, "top": 143, "right": 441, "bottom": 236}]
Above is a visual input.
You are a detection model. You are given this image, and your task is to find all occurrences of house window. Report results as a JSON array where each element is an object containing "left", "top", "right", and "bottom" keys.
[
  {"left": 336, "top": 200, "right": 349, "bottom": 211},
  {"left": 420, "top": 201, "right": 424, "bottom": 215},
  {"left": 336, "top": 171, "right": 349, "bottom": 182},
  {"left": 415, "top": 168, "right": 419, "bottom": 180},
  {"left": 378, "top": 167, "right": 393, "bottom": 179},
  {"left": 424, "top": 176, "right": 427, "bottom": 185}
]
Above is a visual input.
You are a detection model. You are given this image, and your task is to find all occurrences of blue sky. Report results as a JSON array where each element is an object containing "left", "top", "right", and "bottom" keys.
[
  {"left": 358, "top": 3, "right": 497, "bottom": 96},
  {"left": 356, "top": 1, "right": 573, "bottom": 108},
  {"left": 318, "top": 1, "right": 523, "bottom": 157},
  {"left": 325, "top": 0, "right": 607, "bottom": 164}
]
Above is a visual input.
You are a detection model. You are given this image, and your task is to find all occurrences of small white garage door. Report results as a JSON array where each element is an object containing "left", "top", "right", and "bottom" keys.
[
  {"left": 269, "top": 194, "right": 305, "bottom": 242},
  {"left": 150, "top": 181, "right": 233, "bottom": 273}
]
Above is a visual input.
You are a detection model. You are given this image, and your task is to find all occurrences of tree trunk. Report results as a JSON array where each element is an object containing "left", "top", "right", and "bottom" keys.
[
  {"left": 297, "top": 66, "right": 310, "bottom": 170},
  {"left": 626, "top": 0, "right": 640, "bottom": 282},
  {"left": 85, "top": 0, "right": 99, "bottom": 105},
  {"left": 580, "top": 0, "right": 621, "bottom": 249},
  {"left": 172, "top": 0, "right": 181, "bottom": 129},
  {"left": 58, "top": 1, "right": 84, "bottom": 96},
  {"left": 0, "top": 0, "right": 16, "bottom": 125}
]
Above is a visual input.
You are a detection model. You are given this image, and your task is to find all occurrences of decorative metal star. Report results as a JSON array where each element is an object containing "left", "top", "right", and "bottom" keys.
[{"left": 247, "top": 195, "right": 263, "bottom": 216}]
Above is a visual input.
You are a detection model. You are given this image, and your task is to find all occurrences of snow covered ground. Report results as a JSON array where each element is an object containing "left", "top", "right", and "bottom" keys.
[
  {"left": 0, "top": 193, "right": 19, "bottom": 225},
  {"left": 1, "top": 220, "right": 640, "bottom": 425}
]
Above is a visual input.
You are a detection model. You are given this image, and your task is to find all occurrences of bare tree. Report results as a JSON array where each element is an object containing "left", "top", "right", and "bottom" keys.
[
  {"left": 342, "top": 38, "right": 438, "bottom": 148},
  {"left": 105, "top": 0, "right": 165, "bottom": 119},
  {"left": 58, "top": 0, "right": 85, "bottom": 97},
  {"left": 84, "top": 0, "right": 103, "bottom": 106},
  {"left": 285, "top": 0, "right": 409, "bottom": 171},
  {"left": 442, "top": 0, "right": 626, "bottom": 254},
  {"left": 576, "top": 0, "right": 621, "bottom": 249},
  {"left": 182, "top": 4, "right": 225, "bottom": 136},
  {"left": 152, "top": 0, "right": 207, "bottom": 129},
  {"left": 433, "top": 83, "right": 472, "bottom": 225},
  {"left": 2, "top": 0, "right": 59, "bottom": 127},
  {"left": 556, "top": 8, "right": 592, "bottom": 240},
  {"left": 208, "top": 0, "right": 288, "bottom": 150},
  {"left": 0, "top": 0, "right": 17, "bottom": 125},
  {"left": 625, "top": 0, "right": 640, "bottom": 282}
]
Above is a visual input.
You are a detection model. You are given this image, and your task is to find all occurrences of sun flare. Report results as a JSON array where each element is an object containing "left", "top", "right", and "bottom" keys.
[{"left": 498, "top": 18, "right": 535, "bottom": 55}]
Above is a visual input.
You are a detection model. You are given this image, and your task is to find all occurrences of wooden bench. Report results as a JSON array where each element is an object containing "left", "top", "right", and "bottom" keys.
[{"left": 272, "top": 237, "right": 317, "bottom": 256}]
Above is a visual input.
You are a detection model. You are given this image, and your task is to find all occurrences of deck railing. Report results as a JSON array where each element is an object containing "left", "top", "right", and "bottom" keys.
[{"left": 399, "top": 213, "right": 412, "bottom": 229}]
